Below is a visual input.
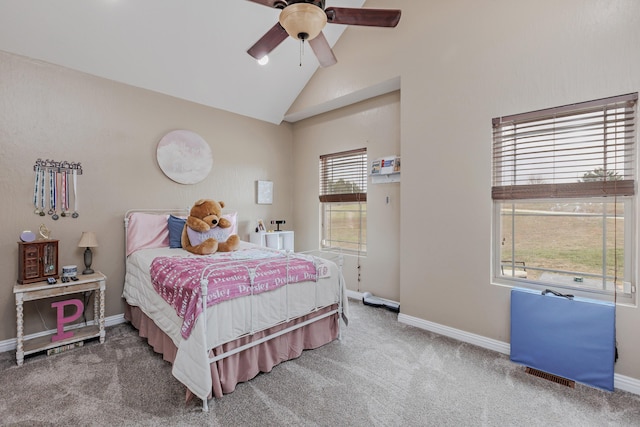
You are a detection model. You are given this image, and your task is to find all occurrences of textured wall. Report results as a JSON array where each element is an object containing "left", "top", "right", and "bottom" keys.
[
  {"left": 292, "top": 92, "right": 401, "bottom": 301},
  {"left": 291, "top": 0, "right": 640, "bottom": 382},
  {"left": 0, "top": 51, "right": 293, "bottom": 341}
]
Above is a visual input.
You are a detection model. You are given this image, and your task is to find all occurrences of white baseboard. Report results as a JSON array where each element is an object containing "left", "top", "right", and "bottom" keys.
[
  {"left": 0, "top": 313, "right": 127, "bottom": 354},
  {"left": 346, "top": 289, "right": 363, "bottom": 300},
  {"left": 397, "top": 312, "right": 510, "bottom": 354},
  {"left": 5, "top": 302, "right": 640, "bottom": 396},
  {"left": 397, "top": 311, "right": 640, "bottom": 396},
  {"left": 347, "top": 291, "right": 640, "bottom": 396}
]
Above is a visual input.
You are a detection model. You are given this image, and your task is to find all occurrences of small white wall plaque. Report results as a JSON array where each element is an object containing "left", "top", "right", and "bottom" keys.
[{"left": 257, "top": 180, "right": 273, "bottom": 204}]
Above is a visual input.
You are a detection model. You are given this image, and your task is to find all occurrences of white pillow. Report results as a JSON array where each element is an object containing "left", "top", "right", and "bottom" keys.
[{"left": 185, "top": 212, "right": 237, "bottom": 246}]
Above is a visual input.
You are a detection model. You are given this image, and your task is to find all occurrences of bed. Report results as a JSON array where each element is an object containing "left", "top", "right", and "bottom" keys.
[{"left": 121, "top": 210, "right": 348, "bottom": 411}]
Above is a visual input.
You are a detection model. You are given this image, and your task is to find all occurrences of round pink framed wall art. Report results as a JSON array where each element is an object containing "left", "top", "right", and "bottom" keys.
[{"left": 156, "top": 130, "right": 213, "bottom": 185}]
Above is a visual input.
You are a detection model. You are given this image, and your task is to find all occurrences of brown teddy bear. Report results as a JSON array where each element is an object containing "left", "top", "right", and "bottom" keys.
[{"left": 181, "top": 198, "right": 240, "bottom": 255}]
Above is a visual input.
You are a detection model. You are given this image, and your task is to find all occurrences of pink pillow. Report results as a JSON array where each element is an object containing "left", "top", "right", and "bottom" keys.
[{"left": 126, "top": 213, "right": 169, "bottom": 256}]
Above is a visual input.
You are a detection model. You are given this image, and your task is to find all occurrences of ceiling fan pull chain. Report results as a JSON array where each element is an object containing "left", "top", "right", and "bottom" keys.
[{"left": 299, "top": 39, "right": 304, "bottom": 67}]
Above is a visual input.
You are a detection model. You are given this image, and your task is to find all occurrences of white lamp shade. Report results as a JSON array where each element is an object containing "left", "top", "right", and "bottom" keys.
[{"left": 78, "top": 231, "right": 99, "bottom": 248}]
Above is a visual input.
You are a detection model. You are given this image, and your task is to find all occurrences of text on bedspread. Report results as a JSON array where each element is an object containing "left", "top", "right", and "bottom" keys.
[{"left": 150, "top": 248, "right": 321, "bottom": 339}]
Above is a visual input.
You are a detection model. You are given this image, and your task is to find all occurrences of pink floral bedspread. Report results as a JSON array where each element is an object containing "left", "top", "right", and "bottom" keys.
[{"left": 150, "top": 248, "right": 318, "bottom": 339}]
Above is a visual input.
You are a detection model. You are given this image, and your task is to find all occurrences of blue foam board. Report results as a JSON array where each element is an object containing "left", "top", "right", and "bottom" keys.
[{"left": 510, "top": 287, "right": 615, "bottom": 391}]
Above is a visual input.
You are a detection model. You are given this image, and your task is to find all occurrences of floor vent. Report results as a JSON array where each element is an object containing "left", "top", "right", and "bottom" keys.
[{"left": 525, "top": 367, "right": 576, "bottom": 388}]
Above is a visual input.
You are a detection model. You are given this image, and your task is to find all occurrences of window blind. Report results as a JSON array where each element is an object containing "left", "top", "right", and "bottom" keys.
[
  {"left": 319, "top": 148, "right": 367, "bottom": 203},
  {"left": 492, "top": 93, "right": 637, "bottom": 200}
]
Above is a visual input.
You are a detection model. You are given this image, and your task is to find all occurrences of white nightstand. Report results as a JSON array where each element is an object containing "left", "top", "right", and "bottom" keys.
[
  {"left": 250, "top": 230, "right": 294, "bottom": 251},
  {"left": 14, "top": 271, "right": 106, "bottom": 365}
]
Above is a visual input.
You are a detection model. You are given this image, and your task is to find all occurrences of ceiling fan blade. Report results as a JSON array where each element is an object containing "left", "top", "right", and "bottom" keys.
[
  {"left": 246, "top": 0, "right": 287, "bottom": 8},
  {"left": 247, "top": 22, "right": 289, "bottom": 60},
  {"left": 308, "top": 32, "right": 337, "bottom": 67},
  {"left": 325, "top": 7, "right": 401, "bottom": 27}
]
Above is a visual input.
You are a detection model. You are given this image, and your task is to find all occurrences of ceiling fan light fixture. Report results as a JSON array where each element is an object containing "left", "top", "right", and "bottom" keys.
[{"left": 279, "top": 3, "right": 327, "bottom": 41}]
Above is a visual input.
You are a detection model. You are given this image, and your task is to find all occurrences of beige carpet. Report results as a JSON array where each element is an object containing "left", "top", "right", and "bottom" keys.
[{"left": 1, "top": 299, "right": 639, "bottom": 426}]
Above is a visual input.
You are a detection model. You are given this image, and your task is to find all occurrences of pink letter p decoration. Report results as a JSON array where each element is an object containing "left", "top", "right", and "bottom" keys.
[{"left": 51, "top": 299, "right": 84, "bottom": 342}]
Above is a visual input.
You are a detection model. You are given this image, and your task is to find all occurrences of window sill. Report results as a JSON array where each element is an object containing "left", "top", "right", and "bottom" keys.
[
  {"left": 491, "top": 276, "right": 636, "bottom": 307},
  {"left": 319, "top": 247, "right": 366, "bottom": 257}
]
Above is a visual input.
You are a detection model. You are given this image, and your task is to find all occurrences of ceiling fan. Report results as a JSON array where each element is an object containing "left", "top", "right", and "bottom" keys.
[{"left": 246, "top": 0, "right": 401, "bottom": 67}]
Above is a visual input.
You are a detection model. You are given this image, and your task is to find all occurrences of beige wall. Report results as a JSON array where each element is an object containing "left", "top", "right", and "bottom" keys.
[
  {"left": 0, "top": 51, "right": 293, "bottom": 340},
  {"left": 289, "top": 0, "right": 640, "bottom": 382},
  {"left": 4, "top": 0, "right": 640, "bottom": 387},
  {"left": 292, "top": 92, "right": 401, "bottom": 301}
]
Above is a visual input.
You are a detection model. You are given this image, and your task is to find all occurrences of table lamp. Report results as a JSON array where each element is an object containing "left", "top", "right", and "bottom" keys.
[{"left": 78, "top": 231, "right": 98, "bottom": 275}]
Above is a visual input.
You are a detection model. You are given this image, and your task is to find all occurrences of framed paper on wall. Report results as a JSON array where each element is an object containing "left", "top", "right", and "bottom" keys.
[{"left": 257, "top": 180, "right": 273, "bottom": 204}]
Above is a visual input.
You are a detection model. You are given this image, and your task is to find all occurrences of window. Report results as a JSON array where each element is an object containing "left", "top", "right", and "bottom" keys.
[
  {"left": 492, "top": 93, "right": 637, "bottom": 301},
  {"left": 319, "top": 148, "right": 367, "bottom": 253}
]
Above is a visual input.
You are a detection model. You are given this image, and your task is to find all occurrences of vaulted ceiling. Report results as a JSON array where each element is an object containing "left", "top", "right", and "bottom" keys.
[{"left": 0, "top": 0, "right": 366, "bottom": 124}]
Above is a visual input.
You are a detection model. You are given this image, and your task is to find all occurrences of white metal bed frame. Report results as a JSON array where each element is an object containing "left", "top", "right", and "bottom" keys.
[{"left": 123, "top": 209, "right": 345, "bottom": 412}]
